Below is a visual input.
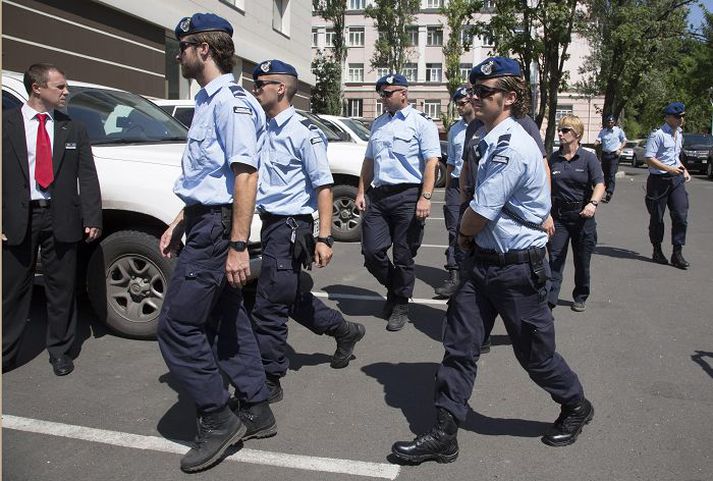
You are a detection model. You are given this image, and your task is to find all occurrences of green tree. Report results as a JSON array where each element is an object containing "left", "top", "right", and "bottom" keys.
[
  {"left": 311, "top": 51, "right": 342, "bottom": 114},
  {"left": 364, "top": 0, "right": 421, "bottom": 73}
]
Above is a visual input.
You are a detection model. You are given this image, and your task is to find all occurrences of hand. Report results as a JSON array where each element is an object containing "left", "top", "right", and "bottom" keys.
[
  {"left": 159, "top": 221, "right": 185, "bottom": 258},
  {"left": 84, "top": 227, "right": 102, "bottom": 243},
  {"left": 314, "top": 243, "right": 333, "bottom": 268},
  {"left": 670, "top": 165, "right": 685, "bottom": 175},
  {"left": 457, "top": 232, "right": 474, "bottom": 251},
  {"left": 355, "top": 192, "right": 367, "bottom": 212},
  {"left": 226, "top": 248, "right": 250, "bottom": 288},
  {"left": 683, "top": 170, "right": 691, "bottom": 182},
  {"left": 580, "top": 203, "right": 597, "bottom": 218},
  {"left": 415, "top": 197, "right": 431, "bottom": 220},
  {"left": 542, "top": 215, "right": 555, "bottom": 238}
]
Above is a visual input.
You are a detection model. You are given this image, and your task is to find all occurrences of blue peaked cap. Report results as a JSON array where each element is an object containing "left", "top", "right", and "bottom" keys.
[
  {"left": 375, "top": 73, "right": 409, "bottom": 91},
  {"left": 663, "top": 102, "right": 685, "bottom": 116},
  {"left": 469, "top": 57, "right": 522, "bottom": 84},
  {"left": 175, "top": 13, "right": 233, "bottom": 39},
  {"left": 253, "top": 59, "right": 298, "bottom": 79},
  {"left": 452, "top": 86, "right": 469, "bottom": 101}
]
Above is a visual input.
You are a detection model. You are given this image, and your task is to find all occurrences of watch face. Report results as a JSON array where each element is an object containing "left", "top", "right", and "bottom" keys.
[{"left": 422, "top": 192, "right": 432, "bottom": 200}]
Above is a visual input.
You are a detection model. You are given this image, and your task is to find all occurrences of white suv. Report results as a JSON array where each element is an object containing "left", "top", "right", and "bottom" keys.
[{"left": 2, "top": 71, "right": 263, "bottom": 338}]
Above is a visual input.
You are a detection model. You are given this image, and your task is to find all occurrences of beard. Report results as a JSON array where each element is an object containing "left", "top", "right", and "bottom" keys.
[{"left": 180, "top": 61, "right": 199, "bottom": 79}]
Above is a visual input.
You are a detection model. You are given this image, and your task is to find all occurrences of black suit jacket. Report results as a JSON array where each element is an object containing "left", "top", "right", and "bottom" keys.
[{"left": 2, "top": 108, "right": 102, "bottom": 246}]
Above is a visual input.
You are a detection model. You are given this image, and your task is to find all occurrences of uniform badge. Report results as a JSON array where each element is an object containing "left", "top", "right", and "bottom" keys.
[
  {"left": 310, "top": 136, "right": 323, "bottom": 145},
  {"left": 233, "top": 106, "right": 251, "bottom": 115},
  {"left": 481, "top": 60, "right": 494, "bottom": 76},
  {"left": 179, "top": 17, "right": 191, "bottom": 33},
  {"left": 492, "top": 155, "right": 509, "bottom": 164},
  {"left": 65, "top": 142, "right": 77, "bottom": 150},
  {"left": 260, "top": 61, "right": 272, "bottom": 73},
  {"left": 386, "top": 75, "right": 394, "bottom": 84}
]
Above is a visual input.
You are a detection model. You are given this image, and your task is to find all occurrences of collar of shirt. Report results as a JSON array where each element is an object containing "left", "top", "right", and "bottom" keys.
[
  {"left": 661, "top": 122, "right": 680, "bottom": 136},
  {"left": 196, "top": 73, "right": 235, "bottom": 101},
  {"left": 557, "top": 145, "right": 584, "bottom": 161},
  {"left": 21, "top": 103, "right": 54, "bottom": 122},
  {"left": 269, "top": 105, "right": 296, "bottom": 128},
  {"left": 392, "top": 104, "right": 414, "bottom": 120}
]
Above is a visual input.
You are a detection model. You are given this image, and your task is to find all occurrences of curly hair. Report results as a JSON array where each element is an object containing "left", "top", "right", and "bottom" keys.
[{"left": 494, "top": 75, "right": 530, "bottom": 118}]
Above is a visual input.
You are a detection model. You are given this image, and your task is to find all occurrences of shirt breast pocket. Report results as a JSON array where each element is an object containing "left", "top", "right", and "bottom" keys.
[
  {"left": 268, "top": 149, "right": 295, "bottom": 186},
  {"left": 187, "top": 126, "right": 209, "bottom": 163},
  {"left": 392, "top": 136, "right": 411, "bottom": 156}
]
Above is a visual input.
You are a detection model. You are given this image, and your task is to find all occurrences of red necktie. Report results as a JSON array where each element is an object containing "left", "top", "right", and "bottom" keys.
[{"left": 35, "top": 113, "right": 54, "bottom": 189}]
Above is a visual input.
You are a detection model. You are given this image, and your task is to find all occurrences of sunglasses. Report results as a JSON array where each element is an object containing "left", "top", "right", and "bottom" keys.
[
  {"left": 674, "top": 113, "right": 686, "bottom": 119},
  {"left": 254, "top": 80, "right": 283, "bottom": 89},
  {"left": 179, "top": 40, "right": 202, "bottom": 53},
  {"left": 379, "top": 89, "right": 405, "bottom": 98},
  {"left": 456, "top": 100, "right": 470, "bottom": 107},
  {"left": 467, "top": 85, "right": 507, "bottom": 99},
  {"left": 558, "top": 127, "right": 573, "bottom": 134}
]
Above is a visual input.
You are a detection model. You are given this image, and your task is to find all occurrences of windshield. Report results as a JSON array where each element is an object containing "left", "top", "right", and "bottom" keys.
[
  {"left": 683, "top": 135, "right": 713, "bottom": 148},
  {"left": 625, "top": 141, "right": 637, "bottom": 148},
  {"left": 297, "top": 110, "right": 344, "bottom": 142},
  {"left": 68, "top": 87, "right": 187, "bottom": 145},
  {"left": 340, "top": 118, "right": 371, "bottom": 142}
]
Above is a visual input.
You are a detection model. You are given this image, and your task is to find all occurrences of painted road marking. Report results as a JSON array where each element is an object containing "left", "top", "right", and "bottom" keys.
[{"left": 313, "top": 291, "right": 447, "bottom": 306}]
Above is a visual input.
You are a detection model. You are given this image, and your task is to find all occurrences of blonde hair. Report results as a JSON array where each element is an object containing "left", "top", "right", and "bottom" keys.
[{"left": 558, "top": 114, "right": 584, "bottom": 139}]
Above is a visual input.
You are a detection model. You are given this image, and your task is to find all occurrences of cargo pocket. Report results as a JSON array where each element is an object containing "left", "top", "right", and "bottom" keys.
[
  {"left": 520, "top": 319, "right": 556, "bottom": 366},
  {"left": 258, "top": 256, "right": 299, "bottom": 305},
  {"left": 167, "top": 263, "right": 224, "bottom": 325}
]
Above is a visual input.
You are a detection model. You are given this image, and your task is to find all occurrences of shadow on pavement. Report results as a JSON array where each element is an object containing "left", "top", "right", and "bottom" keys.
[
  {"left": 321, "top": 284, "right": 387, "bottom": 318},
  {"left": 414, "top": 263, "right": 449, "bottom": 291},
  {"left": 691, "top": 350, "right": 713, "bottom": 380},
  {"left": 593, "top": 244, "right": 651, "bottom": 262},
  {"left": 156, "top": 372, "right": 198, "bottom": 444},
  {"left": 285, "top": 343, "right": 332, "bottom": 372}
]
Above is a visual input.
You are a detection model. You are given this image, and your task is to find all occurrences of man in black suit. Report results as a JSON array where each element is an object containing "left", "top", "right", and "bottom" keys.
[{"left": 2, "top": 63, "right": 102, "bottom": 375}]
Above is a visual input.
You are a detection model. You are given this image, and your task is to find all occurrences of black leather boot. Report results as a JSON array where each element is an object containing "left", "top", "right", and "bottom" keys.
[
  {"left": 391, "top": 408, "right": 459, "bottom": 464},
  {"left": 652, "top": 244, "right": 668, "bottom": 265},
  {"left": 670, "top": 246, "right": 689, "bottom": 269},
  {"left": 237, "top": 401, "right": 278, "bottom": 440},
  {"left": 434, "top": 269, "right": 460, "bottom": 298},
  {"left": 541, "top": 398, "right": 594, "bottom": 447},
  {"left": 386, "top": 304, "right": 409, "bottom": 331},
  {"left": 330, "top": 321, "right": 366, "bottom": 369},
  {"left": 180, "top": 405, "right": 246, "bottom": 472}
]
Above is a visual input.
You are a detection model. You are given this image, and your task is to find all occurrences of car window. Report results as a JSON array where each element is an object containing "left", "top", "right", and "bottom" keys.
[
  {"left": 297, "top": 110, "right": 343, "bottom": 142},
  {"left": 173, "top": 107, "right": 195, "bottom": 128},
  {"left": 683, "top": 135, "right": 713, "bottom": 147},
  {"left": 625, "top": 141, "right": 637, "bottom": 148},
  {"left": 68, "top": 87, "right": 187, "bottom": 144},
  {"left": 2, "top": 90, "right": 23, "bottom": 111},
  {"left": 341, "top": 118, "right": 371, "bottom": 142}
]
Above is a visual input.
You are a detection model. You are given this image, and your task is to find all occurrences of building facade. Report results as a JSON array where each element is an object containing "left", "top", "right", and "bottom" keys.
[
  {"left": 2, "top": 0, "right": 315, "bottom": 109},
  {"left": 312, "top": 0, "right": 605, "bottom": 142}
]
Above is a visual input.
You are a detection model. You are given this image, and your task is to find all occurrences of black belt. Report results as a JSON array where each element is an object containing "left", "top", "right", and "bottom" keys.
[
  {"left": 553, "top": 199, "right": 585, "bottom": 214},
  {"left": 259, "top": 212, "right": 313, "bottom": 223},
  {"left": 30, "top": 199, "right": 51, "bottom": 208},
  {"left": 184, "top": 203, "right": 230, "bottom": 217},
  {"left": 373, "top": 183, "right": 420, "bottom": 194},
  {"left": 650, "top": 172, "right": 679, "bottom": 178},
  {"left": 473, "top": 246, "right": 546, "bottom": 266}
]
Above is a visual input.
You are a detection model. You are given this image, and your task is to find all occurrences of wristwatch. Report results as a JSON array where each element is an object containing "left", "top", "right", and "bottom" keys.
[
  {"left": 421, "top": 191, "right": 432, "bottom": 200},
  {"left": 316, "top": 235, "right": 334, "bottom": 247},
  {"left": 228, "top": 240, "right": 248, "bottom": 252},
  {"left": 589, "top": 200, "right": 599, "bottom": 207}
]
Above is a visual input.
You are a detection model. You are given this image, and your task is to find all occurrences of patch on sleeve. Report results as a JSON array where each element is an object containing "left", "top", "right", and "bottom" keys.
[
  {"left": 310, "top": 136, "right": 323, "bottom": 145},
  {"left": 419, "top": 112, "right": 432, "bottom": 120},
  {"left": 233, "top": 105, "right": 252, "bottom": 115},
  {"left": 228, "top": 85, "right": 246, "bottom": 97},
  {"left": 492, "top": 154, "right": 509, "bottom": 164},
  {"left": 496, "top": 134, "right": 511, "bottom": 148}
]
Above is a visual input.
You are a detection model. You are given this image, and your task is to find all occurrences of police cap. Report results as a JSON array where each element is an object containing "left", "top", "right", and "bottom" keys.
[
  {"left": 253, "top": 60, "right": 298, "bottom": 79},
  {"left": 663, "top": 102, "right": 686, "bottom": 116},
  {"left": 375, "top": 73, "right": 409, "bottom": 91},
  {"left": 469, "top": 57, "right": 522, "bottom": 84},
  {"left": 605, "top": 114, "right": 616, "bottom": 122},
  {"left": 175, "top": 13, "right": 233, "bottom": 39},
  {"left": 452, "top": 86, "right": 469, "bottom": 101}
]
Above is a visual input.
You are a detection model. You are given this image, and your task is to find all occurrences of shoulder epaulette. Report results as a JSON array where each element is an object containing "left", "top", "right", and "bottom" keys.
[
  {"left": 419, "top": 111, "right": 432, "bottom": 120},
  {"left": 300, "top": 119, "right": 320, "bottom": 131},
  {"left": 496, "top": 134, "right": 511, "bottom": 148},
  {"left": 228, "top": 85, "right": 246, "bottom": 97}
]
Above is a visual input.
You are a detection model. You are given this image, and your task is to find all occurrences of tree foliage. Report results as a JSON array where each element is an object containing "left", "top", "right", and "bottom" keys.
[
  {"left": 364, "top": 0, "right": 421, "bottom": 73},
  {"left": 311, "top": 51, "right": 343, "bottom": 115},
  {"left": 312, "top": 0, "right": 348, "bottom": 66}
]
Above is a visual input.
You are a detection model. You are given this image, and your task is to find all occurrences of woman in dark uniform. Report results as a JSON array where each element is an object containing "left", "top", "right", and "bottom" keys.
[{"left": 547, "top": 115, "right": 605, "bottom": 312}]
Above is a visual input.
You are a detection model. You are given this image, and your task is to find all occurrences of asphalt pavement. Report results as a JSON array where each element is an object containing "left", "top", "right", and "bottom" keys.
[{"left": 3, "top": 165, "right": 713, "bottom": 481}]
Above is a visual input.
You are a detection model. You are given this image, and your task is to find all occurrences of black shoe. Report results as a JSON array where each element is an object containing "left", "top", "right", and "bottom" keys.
[
  {"left": 180, "top": 406, "right": 246, "bottom": 472},
  {"left": 652, "top": 246, "right": 668, "bottom": 265},
  {"left": 541, "top": 398, "right": 594, "bottom": 447},
  {"left": 671, "top": 248, "right": 689, "bottom": 269},
  {"left": 480, "top": 337, "right": 491, "bottom": 354},
  {"left": 434, "top": 269, "right": 460, "bottom": 299},
  {"left": 382, "top": 298, "right": 394, "bottom": 319},
  {"left": 386, "top": 304, "right": 409, "bottom": 331},
  {"left": 392, "top": 408, "right": 459, "bottom": 464},
  {"left": 236, "top": 401, "right": 277, "bottom": 440},
  {"left": 330, "top": 321, "right": 366, "bottom": 369},
  {"left": 571, "top": 302, "right": 586, "bottom": 312},
  {"left": 49, "top": 355, "right": 74, "bottom": 376},
  {"left": 266, "top": 375, "right": 283, "bottom": 404}
]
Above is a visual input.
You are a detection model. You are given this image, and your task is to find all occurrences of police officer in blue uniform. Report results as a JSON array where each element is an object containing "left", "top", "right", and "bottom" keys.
[
  {"left": 250, "top": 60, "right": 366, "bottom": 402},
  {"left": 547, "top": 115, "right": 605, "bottom": 312},
  {"left": 594, "top": 114, "right": 627, "bottom": 203},
  {"left": 356, "top": 73, "right": 441, "bottom": 331},
  {"left": 156, "top": 13, "right": 274, "bottom": 473},
  {"left": 434, "top": 87, "right": 474, "bottom": 298},
  {"left": 644, "top": 102, "right": 691, "bottom": 269},
  {"left": 392, "top": 57, "right": 593, "bottom": 464}
]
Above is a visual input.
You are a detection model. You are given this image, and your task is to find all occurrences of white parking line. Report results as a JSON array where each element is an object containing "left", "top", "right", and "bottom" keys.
[
  {"left": 338, "top": 243, "right": 449, "bottom": 249},
  {"left": 313, "top": 291, "right": 447, "bottom": 306},
  {"left": 2, "top": 415, "right": 400, "bottom": 479}
]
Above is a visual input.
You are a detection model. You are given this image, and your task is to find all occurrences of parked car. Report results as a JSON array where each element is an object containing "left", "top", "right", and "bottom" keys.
[
  {"left": 631, "top": 139, "right": 648, "bottom": 167},
  {"left": 2, "top": 71, "right": 264, "bottom": 338},
  {"left": 681, "top": 133, "right": 713, "bottom": 175},
  {"left": 620, "top": 141, "right": 638, "bottom": 163}
]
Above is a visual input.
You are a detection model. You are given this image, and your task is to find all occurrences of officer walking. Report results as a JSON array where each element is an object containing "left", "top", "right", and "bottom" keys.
[
  {"left": 249, "top": 60, "right": 366, "bottom": 402},
  {"left": 434, "top": 87, "right": 474, "bottom": 298},
  {"left": 594, "top": 114, "right": 627, "bottom": 203},
  {"left": 156, "top": 14, "right": 274, "bottom": 473},
  {"left": 356, "top": 74, "right": 441, "bottom": 331},
  {"left": 391, "top": 57, "right": 593, "bottom": 465},
  {"left": 644, "top": 102, "right": 691, "bottom": 269}
]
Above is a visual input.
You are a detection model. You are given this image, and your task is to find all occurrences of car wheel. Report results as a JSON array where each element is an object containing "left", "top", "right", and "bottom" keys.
[
  {"left": 632, "top": 154, "right": 638, "bottom": 167},
  {"left": 708, "top": 160, "right": 713, "bottom": 180},
  {"left": 435, "top": 162, "right": 447, "bottom": 188},
  {"left": 331, "top": 184, "right": 362, "bottom": 242},
  {"left": 86, "top": 230, "right": 174, "bottom": 338}
]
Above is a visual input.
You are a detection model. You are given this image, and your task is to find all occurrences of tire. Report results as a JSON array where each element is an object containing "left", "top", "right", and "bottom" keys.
[
  {"left": 707, "top": 160, "right": 713, "bottom": 180},
  {"left": 435, "top": 161, "right": 447, "bottom": 188},
  {"left": 86, "top": 230, "right": 175, "bottom": 339},
  {"left": 331, "top": 184, "right": 362, "bottom": 242}
]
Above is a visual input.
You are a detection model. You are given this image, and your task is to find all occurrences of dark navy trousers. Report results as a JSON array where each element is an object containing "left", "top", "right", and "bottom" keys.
[
  {"left": 361, "top": 185, "right": 424, "bottom": 303},
  {"left": 435, "top": 251, "right": 585, "bottom": 423},
  {"left": 157, "top": 208, "right": 268, "bottom": 413},
  {"left": 601, "top": 151, "right": 619, "bottom": 196},
  {"left": 443, "top": 180, "right": 463, "bottom": 270},
  {"left": 547, "top": 214, "right": 597, "bottom": 306},
  {"left": 645, "top": 174, "right": 688, "bottom": 247},
  {"left": 251, "top": 215, "right": 343, "bottom": 378}
]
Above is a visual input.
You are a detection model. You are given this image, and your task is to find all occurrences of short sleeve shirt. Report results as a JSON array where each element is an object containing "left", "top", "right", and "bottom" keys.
[
  {"left": 597, "top": 126, "right": 626, "bottom": 153},
  {"left": 644, "top": 123, "right": 683, "bottom": 174},
  {"left": 446, "top": 118, "right": 468, "bottom": 178},
  {"left": 549, "top": 147, "right": 604, "bottom": 202}
]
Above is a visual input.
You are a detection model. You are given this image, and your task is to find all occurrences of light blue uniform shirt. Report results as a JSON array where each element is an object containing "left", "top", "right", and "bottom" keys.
[
  {"left": 469, "top": 117, "right": 550, "bottom": 252},
  {"left": 256, "top": 106, "right": 333, "bottom": 216},
  {"left": 365, "top": 105, "right": 441, "bottom": 187},
  {"left": 174, "top": 74, "right": 265, "bottom": 206},
  {"left": 446, "top": 118, "right": 468, "bottom": 179},
  {"left": 644, "top": 123, "right": 683, "bottom": 175},
  {"left": 597, "top": 126, "right": 626, "bottom": 153}
]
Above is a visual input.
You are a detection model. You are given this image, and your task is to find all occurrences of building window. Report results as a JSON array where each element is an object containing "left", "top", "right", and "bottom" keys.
[
  {"left": 424, "top": 100, "right": 441, "bottom": 119},
  {"left": 221, "top": 0, "right": 245, "bottom": 11},
  {"left": 426, "top": 63, "right": 442, "bottom": 82},
  {"left": 482, "top": 0, "right": 496, "bottom": 10},
  {"left": 423, "top": 0, "right": 444, "bottom": 8},
  {"left": 273, "top": 0, "right": 291, "bottom": 36},
  {"left": 312, "top": 29, "right": 319, "bottom": 47},
  {"left": 459, "top": 63, "right": 472, "bottom": 82},
  {"left": 406, "top": 27, "right": 419, "bottom": 47},
  {"left": 347, "top": 99, "right": 363, "bottom": 117},
  {"left": 403, "top": 63, "right": 418, "bottom": 82},
  {"left": 325, "top": 28, "right": 336, "bottom": 47},
  {"left": 427, "top": 27, "right": 443, "bottom": 46},
  {"left": 348, "top": 0, "right": 366, "bottom": 9},
  {"left": 555, "top": 105, "right": 573, "bottom": 123},
  {"left": 376, "top": 67, "right": 390, "bottom": 78},
  {"left": 375, "top": 100, "right": 383, "bottom": 117},
  {"left": 348, "top": 27, "right": 364, "bottom": 47},
  {"left": 348, "top": 63, "right": 364, "bottom": 82},
  {"left": 461, "top": 26, "right": 476, "bottom": 46},
  {"left": 481, "top": 32, "right": 495, "bottom": 47}
]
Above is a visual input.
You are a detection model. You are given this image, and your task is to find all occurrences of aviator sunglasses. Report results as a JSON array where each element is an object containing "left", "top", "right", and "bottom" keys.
[{"left": 467, "top": 84, "right": 508, "bottom": 99}]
